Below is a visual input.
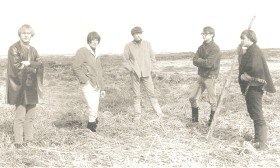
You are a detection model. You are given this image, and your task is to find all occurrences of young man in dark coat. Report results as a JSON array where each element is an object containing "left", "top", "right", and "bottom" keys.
[
  {"left": 239, "top": 29, "right": 276, "bottom": 150},
  {"left": 6, "top": 24, "right": 44, "bottom": 148}
]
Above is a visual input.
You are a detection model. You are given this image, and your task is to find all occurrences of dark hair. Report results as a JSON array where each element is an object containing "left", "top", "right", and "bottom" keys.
[
  {"left": 203, "top": 26, "right": 215, "bottom": 38},
  {"left": 131, "top": 26, "right": 143, "bottom": 35},
  {"left": 240, "top": 30, "right": 257, "bottom": 43},
  {"left": 87, "top": 31, "right": 101, "bottom": 44}
]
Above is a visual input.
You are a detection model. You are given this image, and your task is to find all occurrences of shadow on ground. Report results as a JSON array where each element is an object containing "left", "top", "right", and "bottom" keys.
[{"left": 52, "top": 112, "right": 84, "bottom": 129}]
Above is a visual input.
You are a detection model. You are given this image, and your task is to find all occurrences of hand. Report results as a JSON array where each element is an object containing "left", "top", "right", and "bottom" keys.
[
  {"left": 265, "top": 92, "right": 274, "bottom": 97},
  {"left": 197, "top": 58, "right": 204, "bottom": 62},
  {"left": 30, "top": 68, "right": 37, "bottom": 74},
  {"left": 253, "top": 78, "right": 267, "bottom": 85},
  {"left": 100, "top": 91, "right": 106, "bottom": 98},
  {"left": 241, "top": 73, "right": 253, "bottom": 81},
  {"left": 21, "top": 61, "right": 30, "bottom": 66}
]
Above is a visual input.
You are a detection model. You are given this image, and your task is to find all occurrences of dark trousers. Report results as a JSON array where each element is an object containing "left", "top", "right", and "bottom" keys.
[{"left": 245, "top": 86, "right": 267, "bottom": 144}]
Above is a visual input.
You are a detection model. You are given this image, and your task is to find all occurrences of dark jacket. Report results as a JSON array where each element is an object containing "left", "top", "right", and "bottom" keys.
[
  {"left": 6, "top": 41, "right": 44, "bottom": 105},
  {"left": 72, "top": 46, "right": 104, "bottom": 90},
  {"left": 193, "top": 40, "right": 221, "bottom": 78},
  {"left": 238, "top": 43, "right": 276, "bottom": 94}
]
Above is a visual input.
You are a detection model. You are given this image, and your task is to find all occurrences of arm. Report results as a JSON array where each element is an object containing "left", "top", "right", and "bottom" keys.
[
  {"left": 193, "top": 50, "right": 200, "bottom": 67},
  {"left": 72, "top": 49, "right": 88, "bottom": 84},
  {"left": 194, "top": 47, "right": 220, "bottom": 68},
  {"left": 25, "top": 49, "right": 43, "bottom": 73},
  {"left": 246, "top": 50, "right": 264, "bottom": 79},
  {"left": 122, "top": 45, "right": 133, "bottom": 72},
  {"left": 9, "top": 47, "right": 25, "bottom": 70},
  {"left": 148, "top": 42, "right": 156, "bottom": 63},
  {"left": 96, "top": 57, "right": 104, "bottom": 90}
]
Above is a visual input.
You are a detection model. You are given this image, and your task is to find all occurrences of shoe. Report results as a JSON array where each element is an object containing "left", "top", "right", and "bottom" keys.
[
  {"left": 23, "top": 141, "right": 33, "bottom": 147},
  {"left": 14, "top": 143, "right": 23, "bottom": 149},
  {"left": 156, "top": 111, "right": 165, "bottom": 118},
  {"left": 191, "top": 107, "right": 198, "bottom": 122},
  {"left": 253, "top": 142, "right": 269, "bottom": 151},
  {"left": 133, "top": 114, "right": 141, "bottom": 122},
  {"left": 87, "top": 120, "right": 98, "bottom": 132},
  {"left": 207, "top": 111, "right": 215, "bottom": 126}
]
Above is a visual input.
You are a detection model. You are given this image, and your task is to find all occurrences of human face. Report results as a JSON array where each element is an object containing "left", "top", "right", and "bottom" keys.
[
  {"left": 133, "top": 33, "right": 142, "bottom": 42},
  {"left": 201, "top": 32, "right": 213, "bottom": 43},
  {"left": 89, "top": 39, "right": 99, "bottom": 49},
  {"left": 19, "top": 29, "right": 33, "bottom": 44},
  {"left": 240, "top": 35, "right": 252, "bottom": 47}
]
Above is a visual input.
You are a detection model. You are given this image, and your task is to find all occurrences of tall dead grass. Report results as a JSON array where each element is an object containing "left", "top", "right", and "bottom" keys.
[{"left": 0, "top": 51, "right": 279, "bottom": 167}]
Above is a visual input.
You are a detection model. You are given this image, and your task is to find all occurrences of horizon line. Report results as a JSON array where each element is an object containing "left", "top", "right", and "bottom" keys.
[{"left": 1, "top": 48, "right": 280, "bottom": 58}]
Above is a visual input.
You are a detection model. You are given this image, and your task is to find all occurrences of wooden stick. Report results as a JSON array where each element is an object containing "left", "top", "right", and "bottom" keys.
[
  {"left": 207, "top": 53, "right": 238, "bottom": 141},
  {"left": 207, "top": 16, "right": 256, "bottom": 142}
]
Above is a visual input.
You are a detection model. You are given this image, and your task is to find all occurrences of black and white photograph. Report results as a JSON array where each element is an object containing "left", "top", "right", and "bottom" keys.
[{"left": 0, "top": 0, "right": 279, "bottom": 167}]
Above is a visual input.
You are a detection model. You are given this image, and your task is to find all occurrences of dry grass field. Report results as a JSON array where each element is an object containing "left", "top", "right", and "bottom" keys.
[{"left": 0, "top": 49, "right": 280, "bottom": 167}]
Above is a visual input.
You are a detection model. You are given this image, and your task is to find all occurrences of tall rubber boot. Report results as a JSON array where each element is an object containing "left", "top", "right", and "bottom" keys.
[
  {"left": 191, "top": 107, "right": 198, "bottom": 122},
  {"left": 255, "top": 125, "right": 268, "bottom": 150},
  {"left": 207, "top": 110, "right": 215, "bottom": 126}
]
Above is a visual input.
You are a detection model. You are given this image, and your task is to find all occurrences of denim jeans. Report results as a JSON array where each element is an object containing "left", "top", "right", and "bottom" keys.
[
  {"left": 81, "top": 81, "right": 100, "bottom": 122},
  {"left": 14, "top": 104, "right": 36, "bottom": 144},
  {"left": 189, "top": 76, "right": 217, "bottom": 111}
]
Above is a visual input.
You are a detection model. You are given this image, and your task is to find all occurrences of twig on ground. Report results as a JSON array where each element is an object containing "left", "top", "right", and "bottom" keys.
[{"left": 27, "top": 145, "right": 76, "bottom": 154}]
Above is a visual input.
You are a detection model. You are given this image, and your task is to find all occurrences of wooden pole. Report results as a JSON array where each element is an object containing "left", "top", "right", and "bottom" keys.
[{"left": 207, "top": 16, "right": 256, "bottom": 142}]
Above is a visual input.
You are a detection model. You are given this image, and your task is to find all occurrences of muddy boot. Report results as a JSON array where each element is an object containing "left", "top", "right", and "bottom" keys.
[
  {"left": 252, "top": 124, "right": 259, "bottom": 143},
  {"left": 191, "top": 107, "right": 198, "bottom": 122},
  {"left": 207, "top": 111, "right": 215, "bottom": 126},
  {"left": 254, "top": 125, "right": 268, "bottom": 150}
]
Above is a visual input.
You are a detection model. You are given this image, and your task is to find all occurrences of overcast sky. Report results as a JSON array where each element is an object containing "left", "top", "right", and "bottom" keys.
[{"left": 0, "top": 0, "right": 279, "bottom": 55}]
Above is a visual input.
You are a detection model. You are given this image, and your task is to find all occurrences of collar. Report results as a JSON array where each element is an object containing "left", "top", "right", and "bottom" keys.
[
  {"left": 203, "top": 40, "right": 214, "bottom": 46},
  {"left": 246, "top": 43, "right": 256, "bottom": 50},
  {"left": 133, "top": 39, "right": 142, "bottom": 45},
  {"left": 86, "top": 45, "right": 99, "bottom": 58},
  {"left": 20, "top": 40, "right": 30, "bottom": 49}
]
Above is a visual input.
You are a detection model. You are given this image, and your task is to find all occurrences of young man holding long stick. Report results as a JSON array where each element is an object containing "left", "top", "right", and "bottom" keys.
[{"left": 238, "top": 29, "right": 275, "bottom": 150}]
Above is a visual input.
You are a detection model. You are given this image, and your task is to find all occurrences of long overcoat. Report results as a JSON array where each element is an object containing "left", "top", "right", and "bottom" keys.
[{"left": 6, "top": 41, "right": 44, "bottom": 105}]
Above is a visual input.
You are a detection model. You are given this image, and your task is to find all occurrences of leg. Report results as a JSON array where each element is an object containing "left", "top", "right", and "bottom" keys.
[
  {"left": 204, "top": 78, "right": 217, "bottom": 112},
  {"left": 130, "top": 72, "right": 142, "bottom": 114},
  {"left": 245, "top": 88, "right": 267, "bottom": 150},
  {"left": 189, "top": 77, "right": 205, "bottom": 122},
  {"left": 204, "top": 78, "right": 217, "bottom": 125},
  {"left": 24, "top": 104, "right": 36, "bottom": 142},
  {"left": 142, "top": 75, "right": 163, "bottom": 116},
  {"left": 81, "top": 82, "right": 100, "bottom": 132},
  {"left": 14, "top": 105, "right": 26, "bottom": 144}
]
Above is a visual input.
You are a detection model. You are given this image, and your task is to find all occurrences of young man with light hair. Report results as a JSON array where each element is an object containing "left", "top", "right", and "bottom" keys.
[
  {"left": 123, "top": 26, "right": 164, "bottom": 120},
  {"left": 6, "top": 24, "right": 44, "bottom": 148}
]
